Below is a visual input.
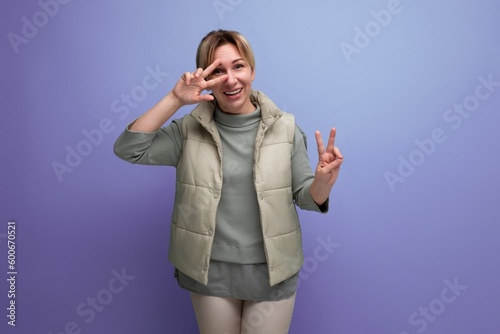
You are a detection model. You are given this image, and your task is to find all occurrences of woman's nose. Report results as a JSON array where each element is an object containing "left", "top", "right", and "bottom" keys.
[{"left": 226, "top": 71, "right": 237, "bottom": 85}]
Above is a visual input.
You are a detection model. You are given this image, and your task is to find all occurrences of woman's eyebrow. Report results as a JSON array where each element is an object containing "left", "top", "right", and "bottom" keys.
[{"left": 216, "top": 58, "right": 244, "bottom": 67}]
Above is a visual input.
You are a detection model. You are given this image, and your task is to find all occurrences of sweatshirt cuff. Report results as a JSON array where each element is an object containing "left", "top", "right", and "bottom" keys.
[{"left": 297, "top": 182, "right": 329, "bottom": 213}]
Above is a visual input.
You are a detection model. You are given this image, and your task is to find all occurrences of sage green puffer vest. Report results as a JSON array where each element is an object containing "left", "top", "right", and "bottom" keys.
[{"left": 168, "top": 91, "right": 304, "bottom": 286}]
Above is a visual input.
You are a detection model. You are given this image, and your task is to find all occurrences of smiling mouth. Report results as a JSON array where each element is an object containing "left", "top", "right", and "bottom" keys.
[{"left": 223, "top": 88, "right": 242, "bottom": 96}]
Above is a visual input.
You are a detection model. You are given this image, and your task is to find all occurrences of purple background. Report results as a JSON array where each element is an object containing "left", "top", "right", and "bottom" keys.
[{"left": 1, "top": 0, "right": 500, "bottom": 333}]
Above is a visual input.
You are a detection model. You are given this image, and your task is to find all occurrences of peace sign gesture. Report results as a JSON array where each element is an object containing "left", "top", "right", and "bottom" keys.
[
  {"left": 171, "top": 58, "right": 228, "bottom": 106},
  {"left": 310, "top": 128, "right": 344, "bottom": 205},
  {"left": 129, "top": 59, "right": 229, "bottom": 132}
]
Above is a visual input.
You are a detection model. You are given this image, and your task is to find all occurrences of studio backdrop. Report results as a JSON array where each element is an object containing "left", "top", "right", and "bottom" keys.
[{"left": 1, "top": 0, "right": 499, "bottom": 333}]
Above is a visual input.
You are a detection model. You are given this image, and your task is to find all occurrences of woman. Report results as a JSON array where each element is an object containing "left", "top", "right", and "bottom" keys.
[{"left": 114, "top": 29, "right": 343, "bottom": 334}]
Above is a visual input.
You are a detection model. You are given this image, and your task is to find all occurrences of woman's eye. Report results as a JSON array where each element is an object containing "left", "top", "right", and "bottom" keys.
[
  {"left": 235, "top": 64, "right": 244, "bottom": 70},
  {"left": 213, "top": 68, "right": 223, "bottom": 75}
]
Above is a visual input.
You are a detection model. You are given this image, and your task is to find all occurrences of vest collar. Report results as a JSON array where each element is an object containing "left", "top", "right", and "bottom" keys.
[{"left": 191, "top": 90, "right": 283, "bottom": 127}]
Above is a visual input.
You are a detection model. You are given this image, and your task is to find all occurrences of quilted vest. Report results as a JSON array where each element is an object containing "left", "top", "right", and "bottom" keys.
[{"left": 168, "top": 91, "right": 304, "bottom": 286}]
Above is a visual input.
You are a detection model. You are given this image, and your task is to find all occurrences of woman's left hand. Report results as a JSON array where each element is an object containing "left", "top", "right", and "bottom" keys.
[{"left": 314, "top": 128, "right": 343, "bottom": 186}]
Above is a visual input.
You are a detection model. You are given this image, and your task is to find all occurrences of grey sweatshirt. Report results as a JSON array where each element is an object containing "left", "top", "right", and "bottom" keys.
[{"left": 114, "top": 103, "right": 327, "bottom": 265}]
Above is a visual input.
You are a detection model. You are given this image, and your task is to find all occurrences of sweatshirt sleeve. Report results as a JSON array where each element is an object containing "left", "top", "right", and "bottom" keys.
[
  {"left": 291, "top": 125, "right": 329, "bottom": 213},
  {"left": 113, "top": 118, "right": 183, "bottom": 166}
]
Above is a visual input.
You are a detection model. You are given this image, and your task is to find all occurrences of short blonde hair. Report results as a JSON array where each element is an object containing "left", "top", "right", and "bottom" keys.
[{"left": 196, "top": 30, "right": 255, "bottom": 71}]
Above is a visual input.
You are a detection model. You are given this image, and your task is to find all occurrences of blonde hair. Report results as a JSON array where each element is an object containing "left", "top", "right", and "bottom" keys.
[{"left": 196, "top": 30, "right": 255, "bottom": 71}]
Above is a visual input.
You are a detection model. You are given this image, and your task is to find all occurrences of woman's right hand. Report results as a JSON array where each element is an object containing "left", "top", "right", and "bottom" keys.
[
  {"left": 129, "top": 59, "right": 228, "bottom": 132},
  {"left": 171, "top": 58, "right": 228, "bottom": 106}
]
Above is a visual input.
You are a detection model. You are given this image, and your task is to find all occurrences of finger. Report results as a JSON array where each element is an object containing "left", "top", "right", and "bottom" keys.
[
  {"left": 333, "top": 146, "right": 343, "bottom": 160},
  {"left": 323, "top": 156, "right": 344, "bottom": 172},
  {"left": 326, "top": 128, "right": 336, "bottom": 154},
  {"left": 315, "top": 130, "right": 325, "bottom": 157},
  {"left": 202, "top": 58, "right": 222, "bottom": 78},
  {"left": 320, "top": 161, "right": 338, "bottom": 173},
  {"left": 205, "top": 74, "right": 228, "bottom": 88},
  {"left": 183, "top": 72, "right": 192, "bottom": 85},
  {"left": 198, "top": 93, "right": 215, "bottom": 101},
  {"left": 193, "top": 68, "right": 203, "bottom": 78}
]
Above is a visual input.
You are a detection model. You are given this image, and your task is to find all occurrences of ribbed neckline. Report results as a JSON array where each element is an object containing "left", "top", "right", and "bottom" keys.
[{"left": 214, "top": 103, "right": 261, "bottom": 128}]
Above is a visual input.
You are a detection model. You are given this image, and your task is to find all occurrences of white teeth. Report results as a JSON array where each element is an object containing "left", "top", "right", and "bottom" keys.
[{"left": 224, "top": 89, "right": 242, "bottom": 96}]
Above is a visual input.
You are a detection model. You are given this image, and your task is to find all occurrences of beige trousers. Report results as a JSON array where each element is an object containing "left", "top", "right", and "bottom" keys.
[{"left": 190, "top": 292, "right": 297, "bottom": 334}]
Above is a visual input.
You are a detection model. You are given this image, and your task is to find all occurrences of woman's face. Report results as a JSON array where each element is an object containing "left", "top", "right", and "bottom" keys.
[{"left": 209, "top": 43, "right": 255, "bottom": 115}]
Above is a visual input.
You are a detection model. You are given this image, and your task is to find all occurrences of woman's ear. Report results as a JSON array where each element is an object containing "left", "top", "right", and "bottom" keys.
[{"left": 251, "top": 68, "right": 256, "bottom": 81}]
